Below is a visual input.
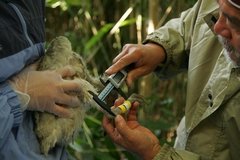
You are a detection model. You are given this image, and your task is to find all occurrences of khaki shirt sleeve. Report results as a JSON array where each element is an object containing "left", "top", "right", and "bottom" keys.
[
  {"left": 142, "top": 1, "right": 202, "bottom": 81},
  {"left": 153, "top": 144, "right": 201, "bottom": 160}
]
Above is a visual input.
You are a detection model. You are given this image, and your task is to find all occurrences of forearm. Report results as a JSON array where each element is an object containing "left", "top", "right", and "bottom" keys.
[{"left": 143, "top": 3, "right": 201, "bottom": 80}]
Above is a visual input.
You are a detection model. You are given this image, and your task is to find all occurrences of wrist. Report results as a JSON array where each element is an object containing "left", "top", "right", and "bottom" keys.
[
  {"left": 14, "top": 90, "right": 30, "bottom": 111},
  {"left": 7, "top": 79, "right": 30, "bottom": 111},
  {"left": 141, "top": 144, "right": 161, "bottom": 160},
  {"left": 144, "top": 42, "right": 167, "bottom": 64}
]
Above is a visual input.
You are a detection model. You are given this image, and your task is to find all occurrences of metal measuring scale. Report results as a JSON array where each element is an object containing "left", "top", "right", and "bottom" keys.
[{"left": 88, "top": 66, "right": 130, "bottom": 116}]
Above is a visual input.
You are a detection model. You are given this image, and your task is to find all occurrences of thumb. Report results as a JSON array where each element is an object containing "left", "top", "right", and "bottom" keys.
[
  {"left": 24, "top": 62, "right": 39, "bottom": 72},
  {"left": 114, "top": 115, "right": 131, "bottom": 138},
  {"left": 126, "top": 68, "right": 143, "bottom": 86}
]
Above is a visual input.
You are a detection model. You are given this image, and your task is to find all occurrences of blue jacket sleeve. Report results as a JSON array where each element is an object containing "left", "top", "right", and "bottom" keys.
[{"left": 0, "top": 82, "right": 22, "bottom": 148}]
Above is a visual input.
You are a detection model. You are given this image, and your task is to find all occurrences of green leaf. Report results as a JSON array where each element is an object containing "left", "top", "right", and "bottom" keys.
[
  {"left": 84, "top": 23, "right": 114, "bottom": 53},
  {"left": 93, "top": 150, "right": 116, "bottom": 160},
  {"left": 103, "top": 136, "right": 121, "bottom": 159},
  {"left": 83, "top": 18, "right": 139, "bottom": 53},
  {"left": 161, "top": 108, "right": 175, "bottom": 118},
  {"left": 122, "top": 151, "right": 139, "bottom": 160},
  {"left": 139, "top": 119, "right": 176, "bottom": 131},
  {"left": 85, "top": 114, "right": 102, "bottom": 126},
  {"left": 120, "top": 18, "right": 138, "bottom": 27},
  {"left": 64, "top": 0, "right": 82, "bottom": 6},
  {"left": 46, "top": 0, "right": 82, "bottom": 8}
]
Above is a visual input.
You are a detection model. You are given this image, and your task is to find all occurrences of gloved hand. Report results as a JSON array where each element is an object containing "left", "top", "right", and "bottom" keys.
[{"left": 8, "top": 62, "right": 81, "bottom": 118}]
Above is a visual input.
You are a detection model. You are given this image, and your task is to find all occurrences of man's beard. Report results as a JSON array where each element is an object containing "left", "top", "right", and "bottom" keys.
[{"left": 218, "top": 35, "right": 240, "bottom": 66}]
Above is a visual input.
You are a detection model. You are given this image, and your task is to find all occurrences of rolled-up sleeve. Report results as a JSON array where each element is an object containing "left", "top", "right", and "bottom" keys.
[
  {"left": 142, "top": 2, "right": 201, "bottom": 81},
  {"left": 153, "top": 144, "right": 201, "bottom": 160},
  {"left": 0, "top": 82, "right": 22, "bottom": 148}
]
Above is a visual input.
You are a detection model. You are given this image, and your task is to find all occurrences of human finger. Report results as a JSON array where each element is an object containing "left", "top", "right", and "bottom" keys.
[
  {"left": 56, "top": 66, "right": 76, "bottom": 78},
  {"left": 110, "top": 98, "right": 125, "bottom": 110},
  {"left": 105, "top": 58, "right": 140, "bottom": 87},
  {"left": 125, "top": 69, "right": 142, "bottom": 86},
  {"left": 105, "top": 57, "right": 132, "bottom": 75},
  {"left": 61, "top": 79, "right": 82, "bottom": 92},
  {"left": 105, "top": 45, "right": 140, "bottom": 75},
  {"left": 114, "top": 115, "right": 133, "bottom": 140},
  {"left": 127, "top": 101, "right": 139, "bottom": 121},
  {"left": 50, "top": 104, "right": 73, "bottom": 118},
  {"left": 56, "top": 94, "right": 80, "bottom": 107},
  {"left": 102, "top": 115, "right": 116, "bottom": 134},
  {"left": 112, "top": 44, "right": 132, "bottom": 63},
  {"left": 114, "top": 97, "right": 125, "bottom": 106}
]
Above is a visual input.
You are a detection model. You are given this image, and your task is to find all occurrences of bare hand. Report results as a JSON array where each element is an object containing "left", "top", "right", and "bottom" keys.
[
  {"left": 105, "top": 43, "right": 166, "bottom": 86},
  {"left": 102, "top": 98, "right": 161, "bottom": 160}
]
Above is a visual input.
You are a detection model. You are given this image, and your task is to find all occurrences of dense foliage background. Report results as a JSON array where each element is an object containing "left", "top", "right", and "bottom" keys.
[{"left": 45, "top": 0, "right": 197, "bottom": 159}]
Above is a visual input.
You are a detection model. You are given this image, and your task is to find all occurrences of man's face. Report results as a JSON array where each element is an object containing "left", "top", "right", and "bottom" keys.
[{"left": 214, "top": 0, "right": 240, "bottom": 65}]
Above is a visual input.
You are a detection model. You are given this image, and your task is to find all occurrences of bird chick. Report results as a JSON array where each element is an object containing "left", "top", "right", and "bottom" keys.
[
  {"left": 34, "top": 36, "right": 148, "bottom": 156},
  {"left": 34, "top": 36, "right": 106, "bottom": 155}
]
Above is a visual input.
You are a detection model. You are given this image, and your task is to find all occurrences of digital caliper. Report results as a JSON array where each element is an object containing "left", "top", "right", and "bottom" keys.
[{"left": 88, "top": 66, "right": 130, "bottom": 117}]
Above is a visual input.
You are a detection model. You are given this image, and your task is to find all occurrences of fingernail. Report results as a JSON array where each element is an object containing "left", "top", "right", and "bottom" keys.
[{"left": 105, "top": 68, "right": 110, "bottom": 73}]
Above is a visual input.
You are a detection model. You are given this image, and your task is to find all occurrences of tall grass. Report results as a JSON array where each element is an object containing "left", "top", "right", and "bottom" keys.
[{"left": 45, "top": 0, "right": 197, "bottom": 159}]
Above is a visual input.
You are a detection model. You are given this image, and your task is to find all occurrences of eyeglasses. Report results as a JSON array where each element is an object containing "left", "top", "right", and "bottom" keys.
[{"left": 228, "top": 0, "right": 240, "bottom": 9}]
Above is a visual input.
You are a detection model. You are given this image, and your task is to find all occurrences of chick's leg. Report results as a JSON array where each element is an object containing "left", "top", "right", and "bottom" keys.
[{"left": 105, "top": 93, "right": 149, "bottom": 119}]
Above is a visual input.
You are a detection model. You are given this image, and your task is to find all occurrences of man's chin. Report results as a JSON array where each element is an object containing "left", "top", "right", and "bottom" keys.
[{"left": 223, "top": 49, "right": 240, "bottom": 67}]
